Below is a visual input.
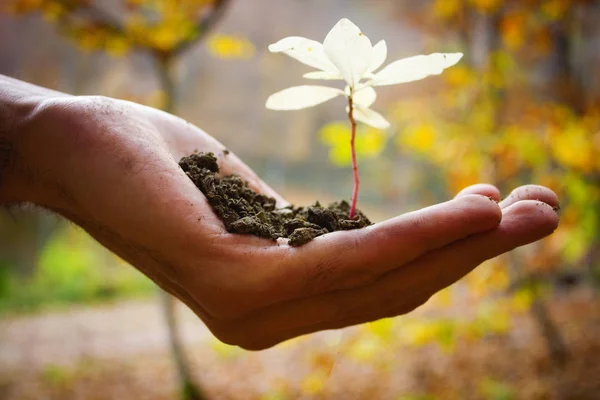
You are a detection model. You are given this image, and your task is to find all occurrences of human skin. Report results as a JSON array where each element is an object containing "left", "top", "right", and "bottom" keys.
[{"left": 0, "top": 75, "right": 559, "bottom": 350}]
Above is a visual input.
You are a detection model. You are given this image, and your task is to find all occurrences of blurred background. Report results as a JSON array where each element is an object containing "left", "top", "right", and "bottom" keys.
[{"left": 1, "top": 0, "right": 599, "bottom": 399}]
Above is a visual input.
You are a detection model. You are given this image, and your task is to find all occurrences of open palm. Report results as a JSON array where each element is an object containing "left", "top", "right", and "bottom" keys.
[{"left": 13, "top": 85, "right": 559, "bottom": 350}]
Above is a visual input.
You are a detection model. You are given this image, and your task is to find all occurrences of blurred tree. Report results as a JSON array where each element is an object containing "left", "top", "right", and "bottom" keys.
[
  {"left": 4, "top": 0, "right": 246, "bottom": 399},
  {"left": 384, "top": 0, "right": 600, "bottom": 366},
  {"left": 313, "top": 1, "right": 599, "bottom": 378}
]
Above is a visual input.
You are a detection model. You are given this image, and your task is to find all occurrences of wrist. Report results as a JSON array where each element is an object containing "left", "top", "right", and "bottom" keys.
[
  {"left": 0, "top": 75, "right": 70, "bottom": 207},
  {"left": 0, "top": 95, "right": 40, "bottom": 204}
]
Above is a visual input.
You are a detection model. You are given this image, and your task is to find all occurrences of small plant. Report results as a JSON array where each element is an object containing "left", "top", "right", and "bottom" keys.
[{"left": 266, "top": 18, "right": 463, "bottom": 218}]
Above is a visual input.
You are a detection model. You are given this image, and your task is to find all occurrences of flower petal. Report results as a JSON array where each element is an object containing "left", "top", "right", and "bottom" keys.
[
  {"left": 323, "top": 18, "right": 373, "bottom": 88},
  {"left": 266, "top": 85, "right": 344, "bottom": 110},
  {"left": 371, "top": 52, "right": 464, "bottom": 86},
  {"left": 268, "top": 36, "right": 338, "bottom": 72},
  {"left": 353, "top": 106, "right": 390, "bottom": 129},
  {"left": 303, "top": 71, "right": 344, "bottom": 80},
  {"left": 367, "top": 40, "right": 387, "bottom": 73},
  {"left": 353, "top": 86, "right": 377, "bottom": 108}
]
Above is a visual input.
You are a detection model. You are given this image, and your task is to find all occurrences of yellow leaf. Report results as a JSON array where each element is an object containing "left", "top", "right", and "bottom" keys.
[
  {"left": 475, "top": 303, "right": 511, "bottom": 335},
  {"left": 146, "top": 90, "right": 168, "bottom": 110},
  {"left": 550, "top": 124, "right": 594, "bottom": 172},
  {"left": 348, "top": 336, "right": 384, "bottom": 361},
  {"left": 402, "top": 320, "right": 436, "bottom": 346},
  {"left": 358, "top": 127, "right": 386, "bottom": 157},
  {"left": 106, "top": 37, "right": 130, "bottom": 57},
  {"left": 542, "top": 0, "right": 569, "bottom": 21},
  {"left": 511, "top": 288, "right": 534, "bottom": 313},
  {"left": 6, "top": 0, "right": 43, "bottom": 14},
  {"left": 309, "top": 352, "right": 336, "bottom": 372},
  {"left": 398, "top": 123, "right": 436, "bottom": 154},
  {"left": 301, "top": 373, "right": 326, "bottom": 395},
  {"left": 210, "top": 338, "right": 241, "bottom": 359},
  {"left": 444, "top": 65, "right": 474, "bottom": 87},
  {"left": 431, "top": 288, "right": 453, "bottom": 308},
  {"left": 150, "top": 24, "right": 180, "bottom": 51},
  {"left": 78, "top": 34, "right": 100, "bottom": 52},
  {"left": 365, "top": 318, "right": 396, "bottom": 341},
  {"left": 330, "top": 145, "right": 352, "bottom": 167},
  {"left": 447, "top": 164, "right": 482, "bottom": 195},
  {"left": 469, "top": 0, "right": 502, "bottom": 14},
  {"left": 207, "top": 34, "right": 256, "bottom": 60},
  {"left": 319, "top": 122, "right": 387, "bottom": 167},
  {"left": 319, "top": 121, "right": 349, "bottom": 146},
  {"left": 433, "top": 0, "right": 461, "bottom": 19},
  {"left": 500, "top": 13, "right": 526, "bottom": 50},
  {"left": 42, "top": 3, "right": 63, "bottom": 21}
]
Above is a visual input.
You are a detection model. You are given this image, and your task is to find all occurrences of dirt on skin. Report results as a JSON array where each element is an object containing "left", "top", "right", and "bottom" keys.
[{"left": 179, "top": 152, "right": 371, "bottom": 246}]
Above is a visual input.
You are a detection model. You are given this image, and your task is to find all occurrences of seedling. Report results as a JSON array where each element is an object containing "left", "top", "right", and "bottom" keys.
[{"left": 266, "top": 18, "right": 463, "bottom": 218}]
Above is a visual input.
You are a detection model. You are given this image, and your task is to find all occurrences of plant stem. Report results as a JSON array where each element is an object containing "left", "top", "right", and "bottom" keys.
[{"left": 347, "top": 96, "right": 359, "bottom": 219}]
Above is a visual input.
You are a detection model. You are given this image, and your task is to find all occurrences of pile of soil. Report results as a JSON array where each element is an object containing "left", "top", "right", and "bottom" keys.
[{"left": 179, "top": 152, "right": 371, "bottom": 246}]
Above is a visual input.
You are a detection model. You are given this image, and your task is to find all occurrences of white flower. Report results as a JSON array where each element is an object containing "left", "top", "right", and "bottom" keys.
[{"left": 265, "top": 18, "right": 463, "bottom": 129}]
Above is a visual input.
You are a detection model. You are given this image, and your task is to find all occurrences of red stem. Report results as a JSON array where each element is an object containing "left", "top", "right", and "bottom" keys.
[{"left": 348, "top": 96, "right": 359, "bottom": 219}]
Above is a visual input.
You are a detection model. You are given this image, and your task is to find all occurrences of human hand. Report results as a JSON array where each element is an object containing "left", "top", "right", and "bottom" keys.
[{"left": 3, "top": 76, "right": 559, "bottom": 350}]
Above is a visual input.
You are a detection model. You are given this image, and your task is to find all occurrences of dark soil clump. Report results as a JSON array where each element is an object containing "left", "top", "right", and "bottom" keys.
[{"left": 179, "top": 152, "right": 372, "bottom": 246}]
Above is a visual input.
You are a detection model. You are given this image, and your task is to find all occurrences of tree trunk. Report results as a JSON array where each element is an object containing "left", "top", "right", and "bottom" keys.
[
  {"left": 478, "top": 7, "right": 571, "bottom": 369},
  {"left": 154, "top": 54, "right": 206, "bottom": 400},
  {"left": 159, "top": 291, "right": 206, "bottom": 400},
  {"left": 530, "top": 296, "right": 569, "bottom": 367},
  {"left": 507, "top": 253, "right": 569, "bottom": 368}
]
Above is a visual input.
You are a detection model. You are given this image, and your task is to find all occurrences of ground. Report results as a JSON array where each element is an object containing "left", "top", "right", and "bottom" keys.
[{"left": 0, "top": 288, "right": 599, "bottom": 400}]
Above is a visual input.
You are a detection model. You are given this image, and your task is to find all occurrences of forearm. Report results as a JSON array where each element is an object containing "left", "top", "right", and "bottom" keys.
[{"left": 0, "top": 75, "right": 69, "bottom": 205}]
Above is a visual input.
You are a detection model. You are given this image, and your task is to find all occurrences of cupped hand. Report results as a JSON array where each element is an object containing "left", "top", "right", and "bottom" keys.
[{"left": 15, "top": 89, "right": 559, "bottom": 350}]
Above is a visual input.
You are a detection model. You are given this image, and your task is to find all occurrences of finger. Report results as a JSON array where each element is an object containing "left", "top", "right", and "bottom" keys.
[
  {"left": 425, "top": 200, "right": 559, "bottom": 289},
  {"left": 227, "top": 199, "right": 558, "bottom": 350},
  {"left": 499, "top": 184, "right": 559, "bottom": 210},
  {"left": 172, "top": 183, "right": 558, "bottom": 319},
  {"left": 456, "top": 183, "right": 501, "bottom": 201},
  {"left": 265, "top": 194, "right": 501, "bottom": 299}
]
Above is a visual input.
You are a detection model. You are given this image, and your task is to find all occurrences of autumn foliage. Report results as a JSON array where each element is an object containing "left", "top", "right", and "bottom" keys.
[
  {"left": 2, "top": 0, "right": 599, "bottom": 398},
  {"left": 315, "top": 0, "right": 599, "bottom": 373},
  {"left": 394, "top": 0, "right": 599, "bottom": 280},
  {"left": 6, "top": 0, "right": 229, "bottom": 55}
]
